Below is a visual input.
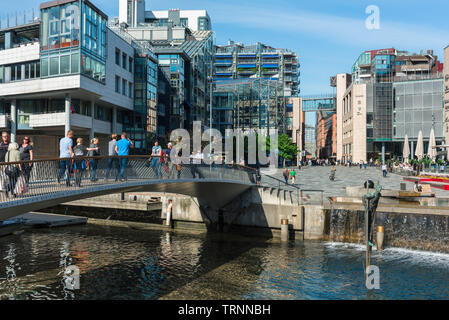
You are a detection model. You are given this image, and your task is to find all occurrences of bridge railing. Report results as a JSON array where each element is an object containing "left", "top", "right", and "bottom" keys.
[{"left": 0, "top": 155, "right": 258, "bottom": 205}]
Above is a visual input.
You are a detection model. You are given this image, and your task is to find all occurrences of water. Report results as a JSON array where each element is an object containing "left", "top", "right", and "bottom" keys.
[{"left": 0, "top": 225, "right": 448, "bottom": 300}]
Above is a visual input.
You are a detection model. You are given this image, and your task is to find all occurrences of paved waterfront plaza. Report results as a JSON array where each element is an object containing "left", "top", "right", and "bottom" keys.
[{"left": 261, "top": 166, "right": 449, "bottom": 198}]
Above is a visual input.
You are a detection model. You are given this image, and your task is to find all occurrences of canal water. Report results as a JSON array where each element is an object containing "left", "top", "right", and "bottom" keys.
[{"left": 0, "top": 224, "right": 448, "bottom": 300}]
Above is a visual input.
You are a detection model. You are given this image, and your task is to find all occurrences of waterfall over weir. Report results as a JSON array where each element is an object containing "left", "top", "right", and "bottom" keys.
[{"left": 324, "top": 208, "right": 449, "bottom": 253}]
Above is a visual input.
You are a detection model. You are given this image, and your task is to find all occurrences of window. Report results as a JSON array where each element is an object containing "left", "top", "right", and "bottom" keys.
[
  {"left": 129, "top": 57, "right": 133, "bottom": 73},
  {"left": 115, "top": 76, "right": 120, "bottom": 93},
  {"left": 115, "top": 48, "right": 120, "bottom": 65},
  {"left": 122, "top": 53, "right": 127, "bottom": 70},
  {"left": 50, "top": 56, "right": 59, "bottom": 76},
  {"left": 60, "top": 55, "right": 70, "bottom": 74},
  {"left": 122, "top": 79, "right": 127, "bottom": 96},
  {"left": 129, "top": 82, "right": 133, "bottom": 98}
]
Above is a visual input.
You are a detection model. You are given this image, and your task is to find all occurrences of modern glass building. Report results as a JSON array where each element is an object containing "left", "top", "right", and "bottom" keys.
[
  {"left": 0, "top": 0, "right": 158, "bottom": 156},
  {"left": 40, "top": 0, "right": 107, "bottom": 83},
  {"left": 213, "top": 78, "right": 284, "bottom": 134},
  {"left": 393, "top": 78, "right": 444, "bottom": 154}
]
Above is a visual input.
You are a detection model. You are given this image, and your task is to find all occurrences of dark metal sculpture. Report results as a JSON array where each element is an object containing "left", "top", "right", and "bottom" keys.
[{"left": 362, "top": 185, "right": 382, "bottom": 273}]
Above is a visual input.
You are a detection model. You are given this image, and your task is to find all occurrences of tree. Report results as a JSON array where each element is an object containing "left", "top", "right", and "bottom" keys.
[{"left": 277, "top": 134, "right": 298, "bottom": 167}]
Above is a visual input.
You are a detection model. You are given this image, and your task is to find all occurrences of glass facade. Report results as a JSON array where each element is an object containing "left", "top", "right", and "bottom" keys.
[
  {"left": 393, "top": 79, "right": 444, "bottom": 141},
  {"left": 213, "top": 78, "right": 284, "bottom": 134},
  {"left": 40, "top": 0, "right": 106, "bottom": 83},
  {"left": 135, "top": 56, "right": 158, "bottom": 134}
]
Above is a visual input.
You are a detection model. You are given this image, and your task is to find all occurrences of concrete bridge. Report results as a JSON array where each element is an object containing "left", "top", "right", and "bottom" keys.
[{"left": 0, "top": 156, "right": 260, "bottom": 221}]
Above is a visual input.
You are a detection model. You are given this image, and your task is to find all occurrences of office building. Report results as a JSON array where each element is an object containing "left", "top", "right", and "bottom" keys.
[
  {"left": 0, "top": 0, "right": 157, "bottom": 156},
  {"left": 213, "top": 41, "right": 300, "bottom": 134},
  {"left": 119, "top": 0, "right": 211, "bottom": 31},
  {"left": 115, "top": 4, "right": 214, "bottom": 140},
  {"left": 336, "top": 48, "right": 444, "bottom": 163}
]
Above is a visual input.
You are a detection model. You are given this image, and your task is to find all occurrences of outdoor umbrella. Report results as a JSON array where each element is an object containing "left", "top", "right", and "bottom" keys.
[
  {"left": 415, "top": 130, "right": 424, "bottom": 160},
  {"left": 403, "top": 134, "right": 410, "bottom": 162},
  {"left": 427, "top": 128, "right": 437, "bottom": 161}
]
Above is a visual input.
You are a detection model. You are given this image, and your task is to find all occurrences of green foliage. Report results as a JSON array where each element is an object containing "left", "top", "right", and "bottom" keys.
[{"left": 277, "top": 134, "right": 298, "bottom": 161}]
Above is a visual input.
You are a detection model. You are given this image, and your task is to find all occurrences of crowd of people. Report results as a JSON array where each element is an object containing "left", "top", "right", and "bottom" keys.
[{"left": 1, "top": 129, "right": 256, "bottom": 198}]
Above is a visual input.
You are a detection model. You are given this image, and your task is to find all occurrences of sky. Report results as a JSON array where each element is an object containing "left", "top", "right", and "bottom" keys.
[{"left": 3, "top": 0, "right": 449, "bottom": 95}]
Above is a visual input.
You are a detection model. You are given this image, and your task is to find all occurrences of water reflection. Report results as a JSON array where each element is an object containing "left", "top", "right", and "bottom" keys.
[{"left": 0, "top": 225, "right": 447, "bottom": 300}]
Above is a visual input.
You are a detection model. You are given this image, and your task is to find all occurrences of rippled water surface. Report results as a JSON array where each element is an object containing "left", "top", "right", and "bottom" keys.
[{"left": 0, "top": 225, "right": 448, "bottom": 300}]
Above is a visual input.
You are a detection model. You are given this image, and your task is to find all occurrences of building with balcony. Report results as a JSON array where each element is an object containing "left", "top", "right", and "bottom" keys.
[
  {"left": 0, "top": 0, "right": 157, "bottom": 157},
  {"left": 213, "top": 41, "right": 300, "bottom": 135}
]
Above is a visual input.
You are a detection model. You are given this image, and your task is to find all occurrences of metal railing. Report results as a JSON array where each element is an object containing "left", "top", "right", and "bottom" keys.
[
  {"left": 0, "top": 156, "right": 258, "bottom": 205},
  {"left": 0, "top": 155, "right": 325, "bottom": 207}
]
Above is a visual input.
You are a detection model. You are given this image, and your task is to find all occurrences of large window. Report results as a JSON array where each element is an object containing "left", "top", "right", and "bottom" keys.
[
  {"left": 82, "top": 2, "right": 107, "bottom": 59},
  {"left": 81, "top": 53, "right": 105, "bottom": 83},
  {"left": 41, "top": 2, "right": 80, "bottom": 51}
]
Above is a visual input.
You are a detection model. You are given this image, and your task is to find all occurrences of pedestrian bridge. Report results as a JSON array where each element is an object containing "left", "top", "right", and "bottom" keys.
[{"left": 0, "top": 156, "right": 262, "bottom": 221}]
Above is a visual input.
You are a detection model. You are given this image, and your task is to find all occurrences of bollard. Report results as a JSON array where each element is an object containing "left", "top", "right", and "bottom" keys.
[
  {"left": 376, "top": 226, "right": 385, "bottom": 251},
  {"left": 281, "top": 219, "right": 289, "bottom": 242}
]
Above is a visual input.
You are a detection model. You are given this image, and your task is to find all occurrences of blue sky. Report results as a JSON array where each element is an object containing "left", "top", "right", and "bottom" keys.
[{"left": 3, "top": 0, "right": 449, "bottom": 95}]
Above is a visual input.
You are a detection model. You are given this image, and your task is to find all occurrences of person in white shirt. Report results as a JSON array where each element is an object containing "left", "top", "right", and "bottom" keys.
[{"left": 382, "top": 164, "right": 387, "bottom": 177}]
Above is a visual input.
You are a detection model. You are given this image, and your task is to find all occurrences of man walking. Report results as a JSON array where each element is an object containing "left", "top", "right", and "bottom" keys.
[
  {"left": 151, "top": 141, "right": 162, "bottom": 179},
  {"left": 105, "top": 134, "right": 119, "bottom": 181},
  {"left": 382, "top": 163, "right": 387, "bottom": 178},
  {"left": 58, "top": 130, "right": 74, "bottom": 186},
  {"left": 115, "top": 132, "right": 134, "bottom": 182}
]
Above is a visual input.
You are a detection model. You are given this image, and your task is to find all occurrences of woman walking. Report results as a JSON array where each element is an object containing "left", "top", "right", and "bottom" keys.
[
  {"left": 73, "top": 138, "right": 88, "bottom": 187},
  {"left": 5, "top": 142, "right": 21, "bottom": 198},
  {"left": 88, "top": 138, "right": 100, "bottom": 181},
  {"left": 19, "top": 136, "right": 34, "bottom": 183}
]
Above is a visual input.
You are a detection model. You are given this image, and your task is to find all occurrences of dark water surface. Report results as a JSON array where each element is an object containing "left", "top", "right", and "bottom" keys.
[{"left": 0, "top": 224, "right": 448, "bottom": 300}]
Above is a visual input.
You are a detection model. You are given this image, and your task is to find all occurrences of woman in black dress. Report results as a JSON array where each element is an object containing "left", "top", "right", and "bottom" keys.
[{"left": 19, "top": 136, "right": 34, "bottom": 183}]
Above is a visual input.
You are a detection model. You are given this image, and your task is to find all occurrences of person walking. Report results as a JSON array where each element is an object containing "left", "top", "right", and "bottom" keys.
[
  {"left": 359, "top": 161, "right": 363, "bottom": 170},
  {"left": 382, "top": 163, "right": 387, "bottom": 177},
  {"left": 283, "top": 168, "right": 289, "bottom": 184},
  {"left": 5, "top": 142, "right": 21, "bottom": 198},
  {"left": 0, "top": 132, "right": 10, "bottom": 163},
  {"left": 105, "top": 134, "right": 119, "bottom": 181},
  {"left": 73, "top": 138, "right": 88, "bottom": 187},
  {"left": 115, "top": 132, "right": 134, "bottom": 182},
  {"left": 19, "top": 136, "right": 34, "bottom": 183},
  {"left": 290, "top": 169, "right": 297, "bottom": 185},
  {"left": 151, "top": 141, "right": 162, "bottom": 179},
  {"left": 364, "top": 161, "right": 368, "bottom": 170},
  {"left": 165, "top": 143, "right": 174, "bottom": 178},
  {"left": 58, "top": 130, "right": 74, "bottom": 187},
  {"left": 87, "top": 137, "right": 100, "bottom": 181}
]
